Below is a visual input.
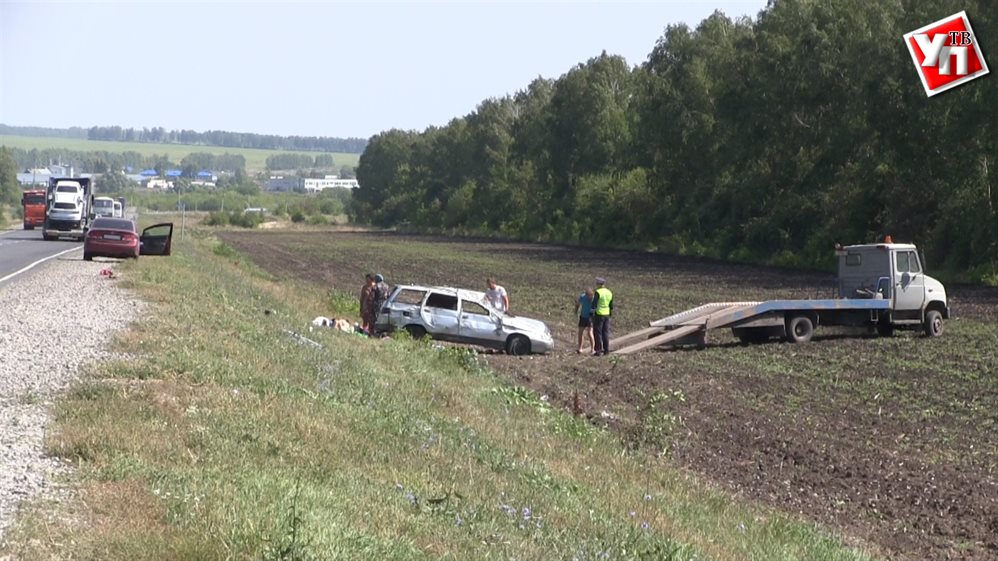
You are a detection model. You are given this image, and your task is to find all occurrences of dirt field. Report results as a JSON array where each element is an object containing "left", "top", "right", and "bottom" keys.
[{"left": 219, "top": 230, "right": 998, "bottom": 561}]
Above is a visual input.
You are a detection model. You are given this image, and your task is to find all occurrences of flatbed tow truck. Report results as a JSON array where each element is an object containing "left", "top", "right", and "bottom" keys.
[{"left": 613, "top": 240, "right": 951, "bottom": 354}]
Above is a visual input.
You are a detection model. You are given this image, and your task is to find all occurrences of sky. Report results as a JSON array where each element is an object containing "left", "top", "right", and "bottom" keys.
[{"left": 1, "top": 0, "right": 768, "bottom": 140}]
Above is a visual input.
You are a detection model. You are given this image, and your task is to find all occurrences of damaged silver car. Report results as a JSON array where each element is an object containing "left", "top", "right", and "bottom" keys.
[{"left": 375, "top": 284, "right": 554, "bottom": 355}]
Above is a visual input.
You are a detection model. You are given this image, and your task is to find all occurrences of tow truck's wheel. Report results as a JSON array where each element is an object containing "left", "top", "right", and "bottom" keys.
[
  {"left": 83, "top": 253, "right": 92, "bottom": 262},
  {"left": 506, "top": 334, "right": 531, "bottom": 356},
  {"left": 404, "top": 325, "right": 427, "bottom": 340},
  {"left": 877, "top": 320, "right": 895, "bottom": 337},
  {"left": 785, "top": 315, "right": 814, "bottom": 344},
  {"left": 923, "top": 310, "right": 944, "bottom": 337}
]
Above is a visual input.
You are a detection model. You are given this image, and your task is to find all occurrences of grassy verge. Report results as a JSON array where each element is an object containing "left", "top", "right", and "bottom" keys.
[{"left": 0, "top": 233, "right": 874, "bottom": 561}]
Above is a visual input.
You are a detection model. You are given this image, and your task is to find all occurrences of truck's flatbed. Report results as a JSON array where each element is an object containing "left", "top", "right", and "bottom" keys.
[
  {"left": 615, "top": 298, "right": 892, "bottom": 354},
  {"left": 728, "top": 298, "right": 889, "bottom": 319}
]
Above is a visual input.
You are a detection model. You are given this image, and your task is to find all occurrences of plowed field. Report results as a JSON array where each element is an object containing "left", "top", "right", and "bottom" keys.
[{"left": 219, "top": 230, "right": 998, "bottom": 561}]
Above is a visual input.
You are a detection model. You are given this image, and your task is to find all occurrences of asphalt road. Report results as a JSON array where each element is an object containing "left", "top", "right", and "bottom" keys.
[{"left": 0, "top": 229, "right": 83, "bottom": 285}]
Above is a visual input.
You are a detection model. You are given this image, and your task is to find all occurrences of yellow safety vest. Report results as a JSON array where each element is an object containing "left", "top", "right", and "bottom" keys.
[{"left": 594, "top": 287, "right": 613, "bottom": 316}]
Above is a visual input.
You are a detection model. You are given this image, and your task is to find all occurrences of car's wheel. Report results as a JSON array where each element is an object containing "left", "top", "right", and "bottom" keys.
[
  {"left": 785, "top": 315, "right": 814, "bottom": 344},
  {"left": 506, "top": 334, "right": 531, "bottom": 356},
  {"left": 24, "top": 225, "right": 33, "bottom": 231},
  {"left": 923, "top": 309, "right": 944, "bottom": 337},
  {"left": 404, "top": 325, "right": 427, "bottom": 340},
  {"left": 83, "top": 253, "right": 93, "bottom": 262}
]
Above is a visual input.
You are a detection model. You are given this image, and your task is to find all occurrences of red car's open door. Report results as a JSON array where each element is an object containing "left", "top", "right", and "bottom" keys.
[{"left": 140, "top": 223, "right": 173, "bottom": 256}]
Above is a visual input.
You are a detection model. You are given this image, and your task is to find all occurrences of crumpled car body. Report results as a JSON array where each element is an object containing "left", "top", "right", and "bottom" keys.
[{"left": 375, "top": 284, "right": 554, "bottom": 355}]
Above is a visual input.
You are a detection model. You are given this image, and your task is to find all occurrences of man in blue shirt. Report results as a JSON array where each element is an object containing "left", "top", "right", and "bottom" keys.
[{"left": 574, "top": 287, "right": 595, "bottom": 354}]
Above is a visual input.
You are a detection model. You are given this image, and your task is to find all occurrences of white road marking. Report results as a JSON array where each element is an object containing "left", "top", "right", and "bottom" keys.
[{"left": 0, "top": 246, "right": 83, "bottom": 284}]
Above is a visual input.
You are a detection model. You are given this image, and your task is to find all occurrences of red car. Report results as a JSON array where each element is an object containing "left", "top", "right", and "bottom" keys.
[{"left": 83, "top": 219, "right": 174, "bottom": 261}]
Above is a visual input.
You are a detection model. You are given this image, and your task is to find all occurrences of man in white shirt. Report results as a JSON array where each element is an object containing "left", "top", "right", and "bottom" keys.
[{"left": 485, "top": 277, "right": 509, "bottom": 313}]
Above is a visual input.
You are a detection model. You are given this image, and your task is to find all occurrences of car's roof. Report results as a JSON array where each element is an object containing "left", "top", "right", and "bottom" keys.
[
  {"left": 395, "top": 284, "right": 490, "bottom": 305},
  {"left": 91, "top": 217, "right": 135, "bottom": 231}
]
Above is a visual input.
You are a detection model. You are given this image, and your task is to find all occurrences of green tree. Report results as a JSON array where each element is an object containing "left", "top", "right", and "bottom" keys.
[
  {"left": 99, "top": 168, "right": 132, "bottom": 194},
  {"left": 0, "top": 147, "right": 19, "bottom": 206}
]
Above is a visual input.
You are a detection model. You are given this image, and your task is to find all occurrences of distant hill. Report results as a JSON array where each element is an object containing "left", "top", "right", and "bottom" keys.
[{"left": 0, "top": 124, "right": 367, "bottom": 154}]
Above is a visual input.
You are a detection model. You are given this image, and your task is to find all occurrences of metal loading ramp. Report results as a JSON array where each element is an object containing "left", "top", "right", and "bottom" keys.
[{"left": 612, "top": 302, "right": 762, "bottom": 355}]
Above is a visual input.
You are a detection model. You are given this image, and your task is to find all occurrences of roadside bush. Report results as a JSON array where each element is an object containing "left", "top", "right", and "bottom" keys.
[
  {"left": 212, "top": 241, "right": 238, "bottom": 257},
  {"left": 204, "top": 212, "right": 230, "bottom": 226},
  {"left": 307, "top": 214, "right": 328, "bottom": 226},
  {"left": 318, "top": 199, "right": 342, "bottom": 215},
  {"left": 205, "top": 210, "right": 262, "bottom": 228},
  {"left": 290, "top": 211, "right": 306, "bottom": 223},
  {"left": 230, "top": 211, "right": 264, "bottom": 228}
]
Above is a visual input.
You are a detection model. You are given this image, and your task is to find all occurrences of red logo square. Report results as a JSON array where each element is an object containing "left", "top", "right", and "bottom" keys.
[{"left": 903, "top": 11, "right": 989, "bottom": 97}]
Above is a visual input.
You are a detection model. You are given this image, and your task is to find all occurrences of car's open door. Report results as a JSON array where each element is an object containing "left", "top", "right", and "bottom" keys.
[{"left": 140, "top": 223, "right": 173, "bottom": 256}]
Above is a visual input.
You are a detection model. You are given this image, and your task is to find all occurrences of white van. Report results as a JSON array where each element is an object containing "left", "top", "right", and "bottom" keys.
[
  {"left": 93, "top": 197, "right": 115, "bottom": 218},
  {"left": 113, "top": 200, "right": 123, "bottom": 218}
]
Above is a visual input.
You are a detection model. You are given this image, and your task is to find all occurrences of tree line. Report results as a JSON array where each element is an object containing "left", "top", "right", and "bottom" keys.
[
  {"left": 0, "top": 124, "right": 88, "bottom": 139},
  {"left": 354, "top": 0, "right": 996, "bottom": 280},
  {"left": 5, "top": 147, "right": 247, "bottom": 175},
  {"left": 86, "top": 126, "right": 367, "bottom": 154},
  {"left": 266, "top": 153, "right": 335, "bottom": 171}
]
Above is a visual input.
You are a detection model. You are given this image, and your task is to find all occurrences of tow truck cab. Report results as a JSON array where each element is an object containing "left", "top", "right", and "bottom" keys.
[{"left": 837, "top": 243, "right": 950, "bottom": 326}]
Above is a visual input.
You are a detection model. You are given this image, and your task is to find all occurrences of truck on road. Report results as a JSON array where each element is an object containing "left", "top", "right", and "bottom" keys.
[
  {"left": 614, "top": 240, "right": 951, "bottom": 353},
  {"left": 21, "top": 190, "right": 47, "bottom": 230},
  {"left": 42, "top": 177, "right": 94, "bottom": 241},
  {"left": 93, "top": 196, "right": 116, "bottom": 218}
]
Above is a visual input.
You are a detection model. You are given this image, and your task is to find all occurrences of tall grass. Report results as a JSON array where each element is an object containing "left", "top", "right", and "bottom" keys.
[{"left": 1, "top": 232, "right": 875, "bottom": 561}]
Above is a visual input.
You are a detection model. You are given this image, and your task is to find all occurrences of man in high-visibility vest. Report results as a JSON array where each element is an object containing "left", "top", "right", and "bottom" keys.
[{"left": 592, "top": 277, "right": 613, "bottom": 355}]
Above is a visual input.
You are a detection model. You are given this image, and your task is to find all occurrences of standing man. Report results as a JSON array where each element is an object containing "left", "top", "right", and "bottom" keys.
[
  {"left": 371, "top": 274, "right": 391, "bottom": 334},
  {"left": 485, "top": 277, "right": 509, "bottom": 313},
  {"left": 592, "top": 277, "right": 613, "bottom": 356},
  {"left": 574, "top": 287, "right": 595, "bottom": 354},
  {"left": 359, "top": 273, "right": 375, "bottom": 333}
]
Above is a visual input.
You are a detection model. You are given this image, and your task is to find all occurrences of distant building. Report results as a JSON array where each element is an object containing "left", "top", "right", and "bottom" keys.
[
  {"left": 17, "top": 168, "right": 51, "bottom": 186},
  {"left": 146, "top": 179, "right": 173, "bottom": 190},
  {"left": 302, "top": 177, "right": 359, "bottom": 192},
  {"left": 16, "top": 165, "right": 86, "bottom": 186}
]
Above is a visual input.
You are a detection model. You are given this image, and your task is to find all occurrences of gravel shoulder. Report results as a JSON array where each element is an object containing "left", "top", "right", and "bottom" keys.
[{"left": 0, "top": 255, "right": 143, "bottom": 540}]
